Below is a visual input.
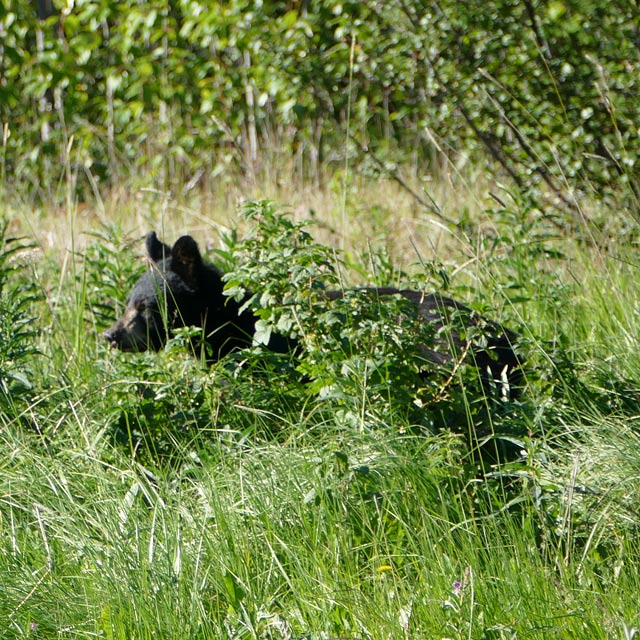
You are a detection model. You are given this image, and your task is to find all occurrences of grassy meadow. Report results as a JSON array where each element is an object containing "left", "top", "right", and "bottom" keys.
[{"left": 2, "top": 165, "right": 640, "bottom": 640}]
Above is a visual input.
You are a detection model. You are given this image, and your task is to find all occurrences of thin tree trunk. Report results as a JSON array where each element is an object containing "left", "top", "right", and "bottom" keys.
[{"left": 243, "top": 51, "right": 258, "bottom": 179}]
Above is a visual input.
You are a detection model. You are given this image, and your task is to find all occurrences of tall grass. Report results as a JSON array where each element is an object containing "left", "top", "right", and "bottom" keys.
[
  {"left": 3, "top": 413, "right": 639, "bottom": 637},
  {"left": 1, "top": 168, "right": 640, "bottom": 639}
]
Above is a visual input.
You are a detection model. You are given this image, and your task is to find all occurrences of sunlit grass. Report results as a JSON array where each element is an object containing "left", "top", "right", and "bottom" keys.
[
  {"left": 2, "top": 163, "right": 640, "bottom": 638},
  {"left": 4, "top": 164, "right": 495, "bottom": 272}
]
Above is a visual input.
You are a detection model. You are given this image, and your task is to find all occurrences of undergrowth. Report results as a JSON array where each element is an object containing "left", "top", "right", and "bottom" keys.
[{"left": 1, "top": 195, "right": 640, "bottom": 638}]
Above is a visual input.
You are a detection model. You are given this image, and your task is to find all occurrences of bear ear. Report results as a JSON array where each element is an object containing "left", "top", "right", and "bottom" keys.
[
  {"left": 171, "top": 235, "right": 203, "bottom": 287},
  {"left": 146, "top": 231, "right": 172, "bottom": 263}
]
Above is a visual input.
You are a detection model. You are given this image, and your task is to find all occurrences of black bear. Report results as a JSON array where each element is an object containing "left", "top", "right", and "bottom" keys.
[{"left": 103, "top": 231, "right": 521, "bottom": 385}]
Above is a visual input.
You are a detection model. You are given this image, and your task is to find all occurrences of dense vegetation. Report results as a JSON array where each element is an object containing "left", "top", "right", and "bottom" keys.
[
  {"left": 2, "top": 1, "right": 640, "bottom": 638},
  {"left": 3, "top": 1, "right": 640, "bottom": 215}
]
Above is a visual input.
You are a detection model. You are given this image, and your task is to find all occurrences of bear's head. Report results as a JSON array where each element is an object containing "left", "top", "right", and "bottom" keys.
[{"left": 103, "top": 232, "right": 213, "bottom": 351}]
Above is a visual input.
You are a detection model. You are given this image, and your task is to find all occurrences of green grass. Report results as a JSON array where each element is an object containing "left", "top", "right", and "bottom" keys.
[
  {"left": 3, "top": 415, "right": 639, "bottom": 638},
  {"left": 1, "top": 175, "right": 640, "bottom": 639}
]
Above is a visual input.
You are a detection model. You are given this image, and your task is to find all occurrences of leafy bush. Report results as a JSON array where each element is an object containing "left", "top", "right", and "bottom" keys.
[
  {"left": 2, "top": 1, "right": 639, "bottom": 222},
  {"left": 0, "top": 223, "right": 40, "bottom": 413},
  {"left": 225, "top": 201, "right": 525, "bottom": 450},
  {"left": 85, "top": 201, "right": 531, "bottom": 467}
]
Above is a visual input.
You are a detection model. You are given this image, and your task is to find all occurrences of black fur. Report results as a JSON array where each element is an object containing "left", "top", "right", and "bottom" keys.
[{"left": 104, "top": 232, "right": 521, "bottom": 383}]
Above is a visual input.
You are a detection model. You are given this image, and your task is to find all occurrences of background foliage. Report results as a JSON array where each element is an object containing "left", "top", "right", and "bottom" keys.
[{"left": 2, "top": 0, "right": 639, "bottom": 215}]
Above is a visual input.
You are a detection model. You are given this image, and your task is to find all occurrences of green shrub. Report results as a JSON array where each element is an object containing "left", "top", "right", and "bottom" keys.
[
  {"left": 0, "top": 222, "right": 40, "bottom": 415},
  {"left": 3, "top": 0, "right": 639, "bottom": 223},
  {"left": 225, "top": 201, "right": 526, "bottom": 449}
]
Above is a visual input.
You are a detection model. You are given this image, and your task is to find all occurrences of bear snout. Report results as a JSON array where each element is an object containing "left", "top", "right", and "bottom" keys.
[
  {"left": 103, "top": 325, "right": 123, "bottom": 349},
  {"left": 102, "top": 324, "right": 140, "bottom": 351}
]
